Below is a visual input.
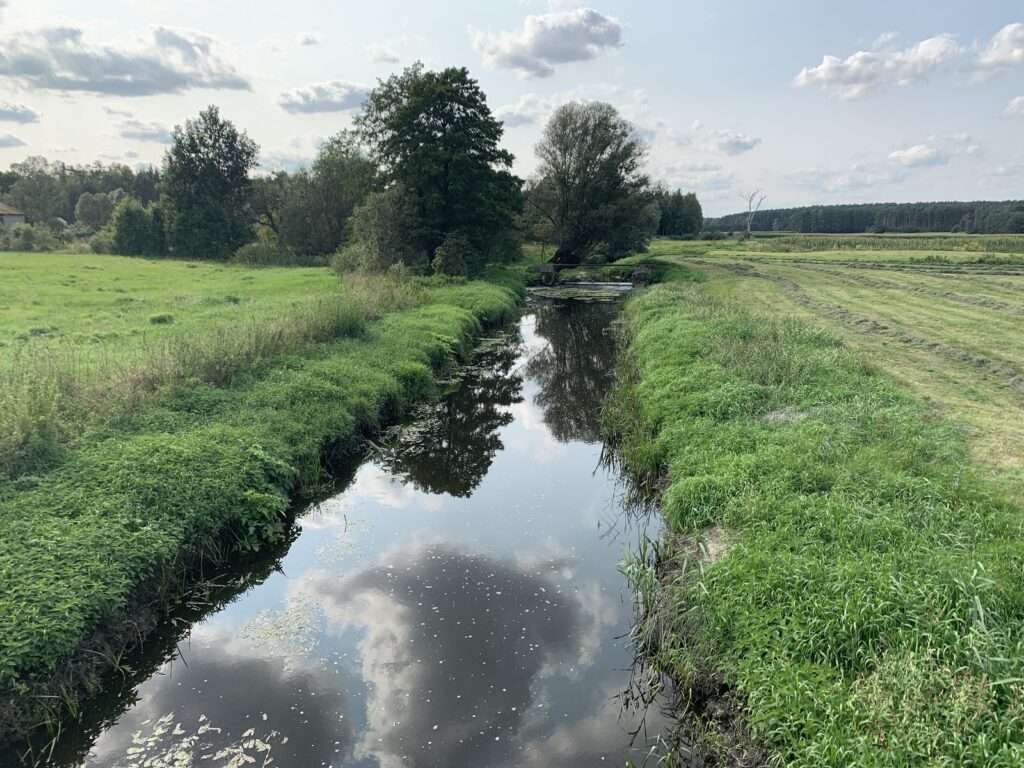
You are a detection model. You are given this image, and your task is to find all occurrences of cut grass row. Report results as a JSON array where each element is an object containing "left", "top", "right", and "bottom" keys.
[
  {"left": 0, "top": 263, "right": 523, "bottom": 745},
  {"left": 609, "top": 266, "right": 1024, "bottom": 766}
]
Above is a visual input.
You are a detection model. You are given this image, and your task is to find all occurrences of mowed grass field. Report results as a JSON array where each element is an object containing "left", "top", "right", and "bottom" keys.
[
  {"left": 612, "top": 235, "right": 1024, "bottom": 766},
  {"left": 648, "top": 237, "right": 1024, "bottom": 498}
]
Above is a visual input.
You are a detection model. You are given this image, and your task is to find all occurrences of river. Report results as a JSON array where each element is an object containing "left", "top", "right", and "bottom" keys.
[{"left": 29, "top": 293, "right": 666, "bottom": 768}]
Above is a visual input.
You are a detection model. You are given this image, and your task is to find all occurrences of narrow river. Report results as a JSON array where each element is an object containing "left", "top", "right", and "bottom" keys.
[{"left": 34, "top": 294, "right": 666, "bottom": 767}]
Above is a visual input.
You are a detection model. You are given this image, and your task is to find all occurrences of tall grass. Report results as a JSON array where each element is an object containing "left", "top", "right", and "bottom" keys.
[
  {"left": 739, "top": 233, "right": 1024, "bottom": 255},
  {"left": 0, "top": 272, "right": 430, "bottom": 481},
  {"left": 607, "top": 277, "right": 1024, "bottom": 766}
]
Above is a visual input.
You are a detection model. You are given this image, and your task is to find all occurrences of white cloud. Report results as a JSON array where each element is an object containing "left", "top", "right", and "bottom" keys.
[
  {"left": 660, "top": 161, "right": 734, "bottom": 193},
  {"left": 103, "top": 105, "right": 133, "bottom": 118},
  {"left": 1006, "top": 96, "right": 1024, "bottom": 116},
  {"left": 992, "top": 162, "right": 1024, "bottom": 177},
  {"left": 788, "top": 163, "right": 908, "bottom": 193},
  {"left": 713, "top": 128, "right": 761, "bottom": 155},
  {"left": 472, "top": 7, "right": 623, "bottom": 78},
  {"left": 278, "top": 80, "right": 370, "bottom": 114},
  {"left": 119, "top": 119, "right": 172, "bottom": 143},
  {"left": 0, "top": 26, "right": 250, "bottom": 96},
  {"left": 0, "top": 133, "right": 25, "bottom": 148},
  {"left": 977, "top": 22, "right": 1024, "bottom": 70},
  {"left": 298, "top": 34, "right": 319, "bottom": 47},
  {"left": 888, "top": 143, "right": 947, "bottom": 167},
  {"left": 795, "top": 34, "right": 962, "bottom": 99},
  {"left": 367, "top": 43, "right": 400, "bottom": 64},
  {"left": 872, "top": 31, "right": 899, "bottom": 50},
  {"left": 0, "top": 101, "right": 39, "bottom": 124},
  {"left": 495, "top": 93, "right": 556, "bottom": 127}
]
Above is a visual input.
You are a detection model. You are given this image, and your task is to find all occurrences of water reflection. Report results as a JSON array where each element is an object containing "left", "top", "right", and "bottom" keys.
[
  {"left": 526, "top": 300, "right": 621, "bottom": 443},
  {"left": 376, "top": 334, "right": 524, "bottom": 498},
  {"left": 86, "top": 646, "right": 349, "bottom": 767},
  {"left": 14, "top": 297, "right": 669, "bottom": 768},
  {"left": 303, "top": 541, "right": 613, "bottom": 767}
]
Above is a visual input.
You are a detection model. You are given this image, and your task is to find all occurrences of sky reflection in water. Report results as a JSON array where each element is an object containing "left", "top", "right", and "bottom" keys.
[{"left": 75, "top": 299, "right": 664, "bottom": 768}]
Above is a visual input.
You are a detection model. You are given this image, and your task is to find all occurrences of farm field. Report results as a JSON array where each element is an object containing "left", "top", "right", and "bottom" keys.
[
  {"left": 648, "top": 237, "right": 1024, "bottom": 498},
  {"left": 609, "top": 234, "right": 1024, "bottom": 765},
  {"left": 0, "top": 251, "right": 523, "bottom": 744}
]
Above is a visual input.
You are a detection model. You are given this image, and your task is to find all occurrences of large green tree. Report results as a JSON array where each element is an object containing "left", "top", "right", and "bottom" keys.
[
  {"left": 354, "top": 63, "right": 521, "bottom": 272},
  {"left": 531, "top": 102, "right": 654, "bottom": 264},
  {"left": 161, "top": 106, "right": 259, "bottom": 259}
]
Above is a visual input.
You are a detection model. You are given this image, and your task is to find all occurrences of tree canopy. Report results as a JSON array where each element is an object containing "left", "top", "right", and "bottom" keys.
[
  {"left": 530, "top": 102, "right": 654, "bottom": 264},
  {"left": 354, "top": 63, "right": 522, "bottom": 272},
  {"left": 161, "top": 106, "right": 259, "bottom": 259}
]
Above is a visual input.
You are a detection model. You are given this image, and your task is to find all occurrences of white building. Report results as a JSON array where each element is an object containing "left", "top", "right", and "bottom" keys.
[{"left": 0, "top": 203, "right": 26, "bottom": 228}]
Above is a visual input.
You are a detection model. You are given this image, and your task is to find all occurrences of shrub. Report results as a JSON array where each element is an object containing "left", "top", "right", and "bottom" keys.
[
  {"left": 231, "top": 241, "right": 315, "bottom": 267},
  {"left": 0, "top": 223, "right": 59, "bottom": 252},
  {"left": 90, "top": 232, "right": 116, "bottom": 254},
  {"left": 432, "top": 232, "right": 474, "bottom": 277},
  {"left": 347, "top": 185, "right": 429, "bottom": 273},
  {"left": 149, "top": 313, "right": 175, "bottom": 325},
  {"left": 111, "top": 196, "right": 165, "bottom": 256}
]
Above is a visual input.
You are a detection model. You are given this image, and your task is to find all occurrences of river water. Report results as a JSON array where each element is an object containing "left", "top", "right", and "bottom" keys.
[{"left": 34, "top": 294, "right": 665, "bottom": 768}]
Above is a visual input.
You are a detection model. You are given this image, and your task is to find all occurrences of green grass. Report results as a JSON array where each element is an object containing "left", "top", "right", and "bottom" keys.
[
  {"left": 0, "top": 254, "right": 523, "bottom": 743},
  {"left": 610, "top": 257, "right": 1024, "bottom": 766}
]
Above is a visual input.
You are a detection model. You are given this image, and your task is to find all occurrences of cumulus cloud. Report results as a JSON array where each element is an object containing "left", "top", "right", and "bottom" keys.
[
  {"left": 888, "top": 143, "right": 947, "bottom": 167},
  {"left": 473, "top": 7, "right": 623, "bottom": 78},
  {"left": 119, "top": 119, "right": 172, "bottom": 143},
  {"left": 1006, "top": 96, "right": 1024, "bottom": 116},
  {"left": 872, "top": 31, "right": 900, "bottom": 50},
  {"left": 977, "top": 22, "right": 1024, "bottom": 70},
  {"left": 795, "top": 34, "right": 962, "bottom": 99},
  {"left": 495, "top": 93, "right": 557, "bottom": 127},
  {"left": 0, "top": 26, "right": 250, "bottom": 96},
  {"left": 660, "top": 161, "right": 734, "bottom": 193},
  {"left": 713, "top": 128, "right": 762, "bottom": 155},
  {"left": 0, "top": 101, "right": 39, "bottom": 124},
  {"left": 278, "top": 80, "right": 370, "bottom": 114},
  {"left": 0, "top": 132, "right": 25, "bottom": 148},
  {"left": 367, "top": 43, "right": 400, "bottom": 64},
  {"left": 788, "top": 163, "right": 908, "bottom": 194}
]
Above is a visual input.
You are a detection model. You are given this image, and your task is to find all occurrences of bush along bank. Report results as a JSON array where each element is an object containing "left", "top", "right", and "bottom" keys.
[
  {"left": 0, "top": 272, "right": 522, "bottom": 747},
  {"left": 607, "top": 275, "right": 1024, "bottom": 767}
]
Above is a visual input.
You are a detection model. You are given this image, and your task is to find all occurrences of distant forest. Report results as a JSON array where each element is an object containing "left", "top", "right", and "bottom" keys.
[{"left": 706, "top": 201, "right": 1024, "bottom": 234}]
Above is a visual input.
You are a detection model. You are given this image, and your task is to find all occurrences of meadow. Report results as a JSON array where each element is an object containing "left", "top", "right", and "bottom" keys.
[
  {"left": 611, "top": 234, "right": 1024, "bottom": 766},
  {"left": 0, "top": 251, "right": 523, "bottom": 743}
]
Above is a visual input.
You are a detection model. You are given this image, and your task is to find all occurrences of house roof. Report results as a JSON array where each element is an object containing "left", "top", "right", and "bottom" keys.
[{"left": 0, "top": 203, "right": 24, "bottom": 215}]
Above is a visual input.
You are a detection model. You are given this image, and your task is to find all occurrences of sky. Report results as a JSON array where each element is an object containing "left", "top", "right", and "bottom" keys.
[{"left": 0, "top": 0, "right": 1021, "bottom": 216}]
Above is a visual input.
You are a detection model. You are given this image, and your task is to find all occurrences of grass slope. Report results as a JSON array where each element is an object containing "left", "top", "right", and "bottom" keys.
[
  {"left": 610, "top": 269, "right": 1024, "bottom": 766},
  {"left": 0, "top": 265, "right": 522, "bottom": 744}
]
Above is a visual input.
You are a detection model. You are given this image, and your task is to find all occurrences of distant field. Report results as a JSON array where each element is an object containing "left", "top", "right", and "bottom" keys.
[
  {"left": 648, "top": 236, "right": 1024, "bottom": 495},
  {"left": 0, "top": 252, "right": 336, "bottom": 348}
]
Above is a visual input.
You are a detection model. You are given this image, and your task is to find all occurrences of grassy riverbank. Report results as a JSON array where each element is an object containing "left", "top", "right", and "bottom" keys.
[
  {"left": 0, "top": 253, "right": 522, "bottom": 744},
  {"left": 610, "top": 240, "right": 1024, "bottom": 766}
]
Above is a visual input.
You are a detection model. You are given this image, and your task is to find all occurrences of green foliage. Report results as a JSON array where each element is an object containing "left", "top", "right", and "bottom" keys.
[
  {"left": 110, "top": 196, "right": 165, "bottom": 256},
  {"left": 74, "top": 191, "right": 117, "bottom": 230},
  {"left": 531, "top": 102, "right": 653, "bottom": 264},
  {"left": 340, "top": 183, "right": 429, "bottom": 273},
  {"left": 707, "top": 200, "right": 1024, "bottom": 235},
  {"left": 432, "top": 231, "right": 474, "bottom": 276},
  {"left": 0, "top": 223, "right": 58, "bottom": 252},
  {"left": 655, "top": 188, "right": 703, "bottom": 236},
  {"left": 161, "top": 106, "right": 259, "bottom": 260},
  {"left": 609, "top": 276, "right": 1024, "bottom": 766},
  {"left": 253, "top": 132, "right": 378, "bottom": 258},
  {"left": 355, "top": 62, "right": 522, "bottom": 267},
  {"left": 230, "top": 240, "right": 325, "bottom": 267},
  {"left": 0, "top": 266, "right": 523, "bottom": 740}
]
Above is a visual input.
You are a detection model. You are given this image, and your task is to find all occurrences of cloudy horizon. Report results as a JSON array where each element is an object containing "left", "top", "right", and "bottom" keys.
[{"left": 0, "top": 0, "right": 1021, "bottom": 216}]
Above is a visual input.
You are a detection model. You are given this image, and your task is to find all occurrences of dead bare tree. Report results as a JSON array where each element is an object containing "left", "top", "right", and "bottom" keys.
[{"left": 742, "top": 190, "right": 767, "bottom": 238}]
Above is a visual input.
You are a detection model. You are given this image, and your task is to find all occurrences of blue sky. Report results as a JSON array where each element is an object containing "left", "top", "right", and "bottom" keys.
[{"left": 0, "top": 0, "right": 1021, "bottom": 215}]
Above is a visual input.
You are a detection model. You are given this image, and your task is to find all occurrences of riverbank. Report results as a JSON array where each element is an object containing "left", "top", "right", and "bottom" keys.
[
  {"left": 0, "top": 260, "right": 523, "bottom": 747},
  {"left": 608, "top": 259, "right": 1024, "bottom": 765}
]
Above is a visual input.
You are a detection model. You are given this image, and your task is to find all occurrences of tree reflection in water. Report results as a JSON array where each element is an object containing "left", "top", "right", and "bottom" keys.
[
  {"left": 375, "top": 331, "right": 524, "bottom": 497},
  {"left": 526, "top": 300, "right": 621, "bottom": 444}
]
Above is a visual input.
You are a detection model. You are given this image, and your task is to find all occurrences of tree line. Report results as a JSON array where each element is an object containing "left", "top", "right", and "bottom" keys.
[
  {"left": 707, "top": 201, "right": 1024, "bottom": 235},
  {"left": 1, "top": 63, "right": 704, "bottom": 269}
]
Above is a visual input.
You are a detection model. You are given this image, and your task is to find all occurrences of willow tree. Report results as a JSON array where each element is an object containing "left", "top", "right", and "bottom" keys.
[{"left": 531, "top": 102, "right": 654, "bottom": 264}]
